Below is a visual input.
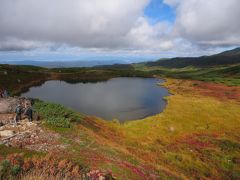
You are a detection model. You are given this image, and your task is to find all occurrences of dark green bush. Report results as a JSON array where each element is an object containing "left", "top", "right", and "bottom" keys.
[{"left": 11, "top": 165, "right": 21, "bottom": 176}]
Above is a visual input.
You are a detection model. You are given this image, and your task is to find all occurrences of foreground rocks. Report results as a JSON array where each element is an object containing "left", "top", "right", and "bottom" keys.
[
  {"left": 0, "top": 118, "right": 115, "bottom": 180},
  {"left": 0, "top": 119, "right": 67, "bottom": 152}
]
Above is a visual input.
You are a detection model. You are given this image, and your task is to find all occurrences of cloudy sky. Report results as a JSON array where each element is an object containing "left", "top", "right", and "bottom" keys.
[{"left": 0, "top": 0, "right": 239, "bottom": 62}]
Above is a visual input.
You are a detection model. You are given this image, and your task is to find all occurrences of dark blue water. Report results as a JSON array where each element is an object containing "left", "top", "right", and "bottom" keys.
[{"left": 21, "top": 78, "right": 169, "bottom": 121}]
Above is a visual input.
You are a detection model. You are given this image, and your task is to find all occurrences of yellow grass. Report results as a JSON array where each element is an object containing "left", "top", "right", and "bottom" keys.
[{"left": 94, "top": 79, "right": 240, "bottom": 179}]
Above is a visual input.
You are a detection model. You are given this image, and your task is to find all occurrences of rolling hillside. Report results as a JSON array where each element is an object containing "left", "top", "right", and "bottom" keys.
[
  {"left": 146, "top": 47, "right": 240, "bottom": 68},
  {"left": 131, "top": 48, "right": 240, "bottom": 86}
]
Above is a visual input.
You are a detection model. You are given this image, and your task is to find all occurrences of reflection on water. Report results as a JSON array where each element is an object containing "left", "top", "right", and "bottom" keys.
[{"left": 21, "top": 78, "right": 169, "bottom": 121}]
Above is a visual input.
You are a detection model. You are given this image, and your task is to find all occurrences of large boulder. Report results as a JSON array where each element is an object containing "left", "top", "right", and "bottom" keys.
[{"left": 0, "top": 97, "right": 18, "bottom": 113}]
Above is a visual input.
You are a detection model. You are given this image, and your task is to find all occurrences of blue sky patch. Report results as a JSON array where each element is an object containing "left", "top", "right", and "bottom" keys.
[{"left": 144, "top": 0, "right": 176, "bottom": 24}]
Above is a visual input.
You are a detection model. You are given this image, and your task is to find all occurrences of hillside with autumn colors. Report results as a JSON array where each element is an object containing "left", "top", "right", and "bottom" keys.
[{"left": 0, "top": 48, "right": 240, "bottom": 179}]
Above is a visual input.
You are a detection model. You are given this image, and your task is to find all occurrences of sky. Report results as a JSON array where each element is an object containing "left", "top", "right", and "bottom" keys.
[{"left": 0, "top": 0, "right": 240, "bottom": 63}]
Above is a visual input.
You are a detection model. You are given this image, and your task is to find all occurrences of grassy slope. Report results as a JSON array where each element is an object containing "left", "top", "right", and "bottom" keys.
[
  {"left": 145, "top": 47, "right": 240, "bottom": 68},
  {"left": 23, "top": 79, "right": 239, "bottom": 179},
  {"left": 134, "top": 63, "right": 240, "bottom": 86},
  {"left": 32, "top": 101, "right": 157, "bottom": 179},
  {"left": 1, "top": 79, "right": 239, "bottom": 179},
  {"left": 137, "top": 47, "right": 240, "bottom": 86},
  {"left": 121, "top": 79, "right": 240, "bottom": 179},
  {"left": 0, "top": 63, "right": 240, "bottom": 179},
  {"left": 0, "top": 64, "right": 49, "bottom": 95}
]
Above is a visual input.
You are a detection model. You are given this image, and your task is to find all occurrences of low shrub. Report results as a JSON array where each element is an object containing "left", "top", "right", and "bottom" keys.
[
  {"left": 11, "top": 165, "right": 21, "bottom": 176},
  {"left": 46, "top": 117, "right": 71, "bottom": 128},
  {"left": 34, "top": 100, "right": 83, "bottom": 128}
]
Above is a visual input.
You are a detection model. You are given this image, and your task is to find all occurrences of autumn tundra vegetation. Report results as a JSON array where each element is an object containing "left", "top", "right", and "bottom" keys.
[{"left": 0, "top": 48, "right": 240, "bottom": 179}]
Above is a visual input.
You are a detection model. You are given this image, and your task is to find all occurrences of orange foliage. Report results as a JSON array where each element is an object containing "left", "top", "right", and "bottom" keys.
[
  {"left": 0, "top": 153, "right": 114, "bottom": 179},
  {"left": 168, "top": 79, "right": 240, "bottom": 102},
  {"left": 192, "top": 81, "right": 240, "bottom": 101}
]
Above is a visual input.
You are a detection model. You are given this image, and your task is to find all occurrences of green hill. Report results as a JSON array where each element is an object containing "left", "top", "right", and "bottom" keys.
[{"left": 146, "top": 47, "right": 240, "bottom": 68}]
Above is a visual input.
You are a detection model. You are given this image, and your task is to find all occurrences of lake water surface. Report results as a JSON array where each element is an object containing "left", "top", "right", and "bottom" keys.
[{"left": 21, "top": 78, "right": 169, "bottom": 121}]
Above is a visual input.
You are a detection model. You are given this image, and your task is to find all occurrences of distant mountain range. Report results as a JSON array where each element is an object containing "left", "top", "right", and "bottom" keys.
[
  {"left": 146, "top": 47, "right": 240, "bottom": 68},
  {"left": 0, "top": 60, "right": 131, "bottom": 68},
  {"left": 1, "top": 47, "right": 240, "bottom": 68}
]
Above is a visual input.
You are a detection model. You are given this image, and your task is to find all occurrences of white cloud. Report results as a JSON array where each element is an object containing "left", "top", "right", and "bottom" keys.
[
  {"left": 173, "top": 0, "right": 240, "bottom": 46},
  {"left": 0, "top": 0, "right": 239, "bottom": 58},
  {"left": 0, "top": 38, "right": 52, "bottom": 51},
  {"left": 0, "top": 0, "right": 149, "bottom": 49},
  {"left": 126, "top": 17, "right": 173, "bottom": 50}
]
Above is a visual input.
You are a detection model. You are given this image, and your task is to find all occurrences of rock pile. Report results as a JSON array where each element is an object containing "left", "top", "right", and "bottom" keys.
[
  {"left": 0, "top": 97, "right": 65, "bottom": 152},
  {"left": 0, "top": 119, "right": 67, "bottom": 152}
]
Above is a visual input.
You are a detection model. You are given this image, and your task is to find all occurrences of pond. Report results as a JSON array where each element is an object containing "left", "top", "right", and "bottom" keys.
[{"left": 21, "top": 78, "right": 169, "bottom": 122}]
